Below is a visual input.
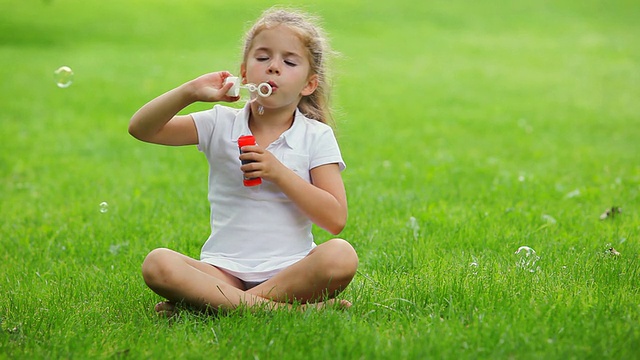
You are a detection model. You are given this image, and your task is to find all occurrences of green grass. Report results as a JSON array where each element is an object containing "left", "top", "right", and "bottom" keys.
[{"left": 2, "top": 0, "right": 639, "bottom": 358}]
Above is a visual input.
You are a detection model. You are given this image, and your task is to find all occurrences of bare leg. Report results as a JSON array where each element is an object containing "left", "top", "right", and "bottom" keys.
[
  {"left": 142, "top": 239, "right": 358, "bottom": 313},
  {"left": 141, "top": 248, "right": 277, "bottom": 312},
  {"left": 247, "top": 238, "right": 358, "bottom": 307}
]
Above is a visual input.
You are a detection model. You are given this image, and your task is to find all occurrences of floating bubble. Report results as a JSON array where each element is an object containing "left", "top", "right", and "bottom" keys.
[
  {"left": 469, "top": 255, "right": 479, "bottom": 275},
  {"left": 469, "top": 262, "right": 479, "bottom": 275},
  {"left": 109, "top": 242, "right": 128, "bottom": 255},
  {"left": 565, "top": 189, "right": 580, "bottom": 198},
  {"left": 407, "top": 216, "right": 420, "bottom": 239},
  {"left": 517, "top": 118, "right": 533, "bottom": 133},
  {"left": 514, "top": 246, "right": 540, "bottom": 272},
  {"left": 54, "top": 66, "right": 74, "bottom": 88},
  {"left": 515, "top": 246, "right": 533, "bottom": 255},
  {"left": 541, "top": 214, "right": 557, "bottom": 224},
  {"left": 99, "top": 201, "right": 108, "bottom": 213}
]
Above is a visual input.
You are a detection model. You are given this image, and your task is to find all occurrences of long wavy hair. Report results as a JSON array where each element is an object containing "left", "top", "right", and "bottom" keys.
[{"left": 241, "top": 8, "right": 336, "bottom": 127}]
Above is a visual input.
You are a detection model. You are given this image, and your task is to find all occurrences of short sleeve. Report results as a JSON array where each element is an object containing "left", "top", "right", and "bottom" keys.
[
  {"left": 310, "top": 127, "right": 346, "bottom": 171},
  {"left": 191, "top": 105, "right": 220, "bottom": 153}
]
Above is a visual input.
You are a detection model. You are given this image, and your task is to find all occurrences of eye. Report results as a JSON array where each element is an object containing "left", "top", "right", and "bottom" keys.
[
  {"left": 284, "top": 60, "right": 297, "bottom": 67},
  {"left": 256, "top": 56, "right": 269, "bottom": 62}
]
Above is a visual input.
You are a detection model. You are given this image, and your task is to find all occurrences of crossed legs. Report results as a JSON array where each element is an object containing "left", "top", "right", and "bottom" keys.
[{"left": 141, "top": 239, "right": 358, "bottom": 314}]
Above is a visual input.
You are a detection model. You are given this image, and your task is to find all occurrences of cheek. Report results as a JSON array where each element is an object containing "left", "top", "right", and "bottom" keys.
[
  {"left": 244, "top": 63, "right": 262, "bottom": 79},
  {"left": 245, "top": 62, "right": 257, "bottom": 72}
]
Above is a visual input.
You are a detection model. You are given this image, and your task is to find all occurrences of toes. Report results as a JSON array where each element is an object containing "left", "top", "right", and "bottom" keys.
[
  {"left": 304, "top": 298, "right": 352, "bottom": 310},
  {"left": 337, "top": 299, "right": 352, "bottom": 309},
  {"left": 154, "top": 301, "right": 177, "bottom": 317}
]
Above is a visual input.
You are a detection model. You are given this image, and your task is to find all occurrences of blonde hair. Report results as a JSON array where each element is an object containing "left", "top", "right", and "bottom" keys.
[{"left": 241, "top": 8, "right": 335, "bottom": 127}]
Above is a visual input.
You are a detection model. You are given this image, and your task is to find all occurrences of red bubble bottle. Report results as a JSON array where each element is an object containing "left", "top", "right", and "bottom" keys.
[{"left": 237, "top": 135, "right": 262, "bottom": 187}]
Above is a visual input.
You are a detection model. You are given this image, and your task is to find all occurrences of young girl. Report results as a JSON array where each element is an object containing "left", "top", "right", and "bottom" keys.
[{"left": 129, "top": 8, "right": 358, "bottom": 314}]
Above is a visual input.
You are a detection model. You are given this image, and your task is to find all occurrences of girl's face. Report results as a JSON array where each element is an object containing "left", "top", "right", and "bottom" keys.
[{"left": 242, "top": 25, "right": 318, "bottom": 111}]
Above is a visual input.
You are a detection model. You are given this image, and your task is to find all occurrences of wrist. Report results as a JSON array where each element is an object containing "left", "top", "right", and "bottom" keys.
[
  {"left": 178, "top": 81, "right": 200, "bottom": 104},
  {"left": 271, "top": 164, "right": 297, "bottom": 188}
]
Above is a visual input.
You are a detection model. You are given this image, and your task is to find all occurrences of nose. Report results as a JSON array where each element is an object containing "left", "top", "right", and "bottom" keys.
[{"left": 267, "top": 61, "right": 280, "bottom": 75}]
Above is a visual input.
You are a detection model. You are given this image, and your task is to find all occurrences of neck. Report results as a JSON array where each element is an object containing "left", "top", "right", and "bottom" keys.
[
  {"left": 249, "top": 103, "right": 295, "bottom": 131},
  {"left": 248, "top": 102, "right": 296, "bottom": 144}
]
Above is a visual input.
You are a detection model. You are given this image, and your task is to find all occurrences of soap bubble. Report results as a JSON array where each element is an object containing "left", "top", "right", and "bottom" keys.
[
  {"left": 99, "top": 201, "right": 108, "bottom": 213},
  {"left": 541, "top": 214, "right": 557, "bottom": 224},
  {"left": 407, "top": 216, "right": 420, "bottom": 240},
  {"left": 565, "top": 189, "right": 580, "bottom": 198},
  {"left": 469, "top": 255, "right": 479, "bottom": 275},
  {"left": 469, "top": 262, "right": 479, "bottom": 275},
  {"left": 54, "top": 66, "right": 74, "bottom": 88},
  {"left": 515, "top": 246, "right": 540, "bottom": 272},
  {"left": 109, "top": 242, "right": 128, "bottom": 255}
]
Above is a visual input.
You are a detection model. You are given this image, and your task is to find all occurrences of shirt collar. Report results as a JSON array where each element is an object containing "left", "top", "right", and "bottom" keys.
[
  {"left": 230, "top": 103, "right": 307, "bottom": 150},
  {"left": 230, "top": 103, "right": 252, "bottom": 143},
  {"left": 280, "top": 109, "right": 306, "bottom": 150}
]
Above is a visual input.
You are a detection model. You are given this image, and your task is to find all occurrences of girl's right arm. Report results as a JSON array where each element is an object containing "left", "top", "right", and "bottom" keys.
[{"left": 128, "top": 71, "right": 239, "bottom": 146}]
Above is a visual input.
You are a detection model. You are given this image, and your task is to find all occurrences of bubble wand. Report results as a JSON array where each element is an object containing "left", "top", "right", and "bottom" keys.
[
  {"left": 224, "top": 76, "right": 272, "bottom": 98},
  {"left": 226, "top": 76, "right": 273, "bottom": 187}
]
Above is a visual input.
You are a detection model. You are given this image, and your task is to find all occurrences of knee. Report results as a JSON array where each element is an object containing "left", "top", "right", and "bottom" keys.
[
  {"left": 321, "top": 238, "right": 359, "bottom": 281},
  {"left": 141, "top": 248, "right": 176, "bottom": 287}
]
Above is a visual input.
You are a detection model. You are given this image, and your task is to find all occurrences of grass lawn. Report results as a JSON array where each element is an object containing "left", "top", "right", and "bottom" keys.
[{"left": 1, "top": 0, "right": 639, "bottom": 358}]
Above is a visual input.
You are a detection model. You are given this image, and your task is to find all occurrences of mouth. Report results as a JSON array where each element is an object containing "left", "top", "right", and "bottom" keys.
[{"left": 267, "top": 80, "right": 278, "bottom": 91}]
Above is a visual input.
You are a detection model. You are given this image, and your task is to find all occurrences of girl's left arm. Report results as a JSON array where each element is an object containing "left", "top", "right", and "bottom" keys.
[
  {"left": 240, "top": 147, "right": 347, "bottom": 234},
  {"left": 281, "top": 163, "right": 347, "bottom": 235}
]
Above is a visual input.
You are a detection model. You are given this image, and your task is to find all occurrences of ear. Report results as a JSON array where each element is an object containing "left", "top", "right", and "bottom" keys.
[
  {"left": 301, "top": 74, "right": 319, "bottom": 96},
  {"left": 240, "top": 63, "right": 247, "bottom": 84}
]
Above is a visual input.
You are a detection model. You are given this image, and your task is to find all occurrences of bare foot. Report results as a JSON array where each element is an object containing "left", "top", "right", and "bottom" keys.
[
  {"left": 154, "top": 301, "right": 178, "bottom": 318},
  {"left": 235, "top": 298, "right": 352, "bottom": 312},
  {"left": 334, "top": 299, "right": 352, "bottom": 309},
  {"left": 298, "top": 298, "right": 352, "bottom": 310},
  {"left": 154, "top": 298, "right": 351, "bottom": 316}
]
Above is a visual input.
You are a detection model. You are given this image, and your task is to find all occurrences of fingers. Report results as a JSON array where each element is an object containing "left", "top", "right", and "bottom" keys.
[
  {"left": 239, "top": 149, "right": 262, "bottom": 162},
  {"left": 240, "top": 158, "right": 262, "bottom": 180},
  {"left": 220, "top": 84, "right": 240, "bottom": 102},
  {"left": 239, "top": 146, "right": 265, "bottom": 177},
  {"left": 215, "top": 78, "right": 240, "bottom": 103},
  {"left": 221, "top": 80, "right": 234, "bottom": 91},
  {"left": 219, "top": 70, "right": 233, "bottom": 79},
  {"left": 191, "top": 71, "right": 241, "bottom": 103},
  {"left": 241, "top": 166, "right": 261, "bottom": 180},
  {"left": 238, "top": 150, "right": 287, "bottom": 183},
  {"left": 239, "top": 145, "right": 262, "bottom": 155},
  {"left": 219, "top": 72, "right": 244, "bottom": 102}
]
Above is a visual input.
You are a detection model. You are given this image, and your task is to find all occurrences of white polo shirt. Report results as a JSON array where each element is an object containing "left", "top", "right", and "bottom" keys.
[{"left": 191, "top": 103, "right": 345, "bottom": 282}]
